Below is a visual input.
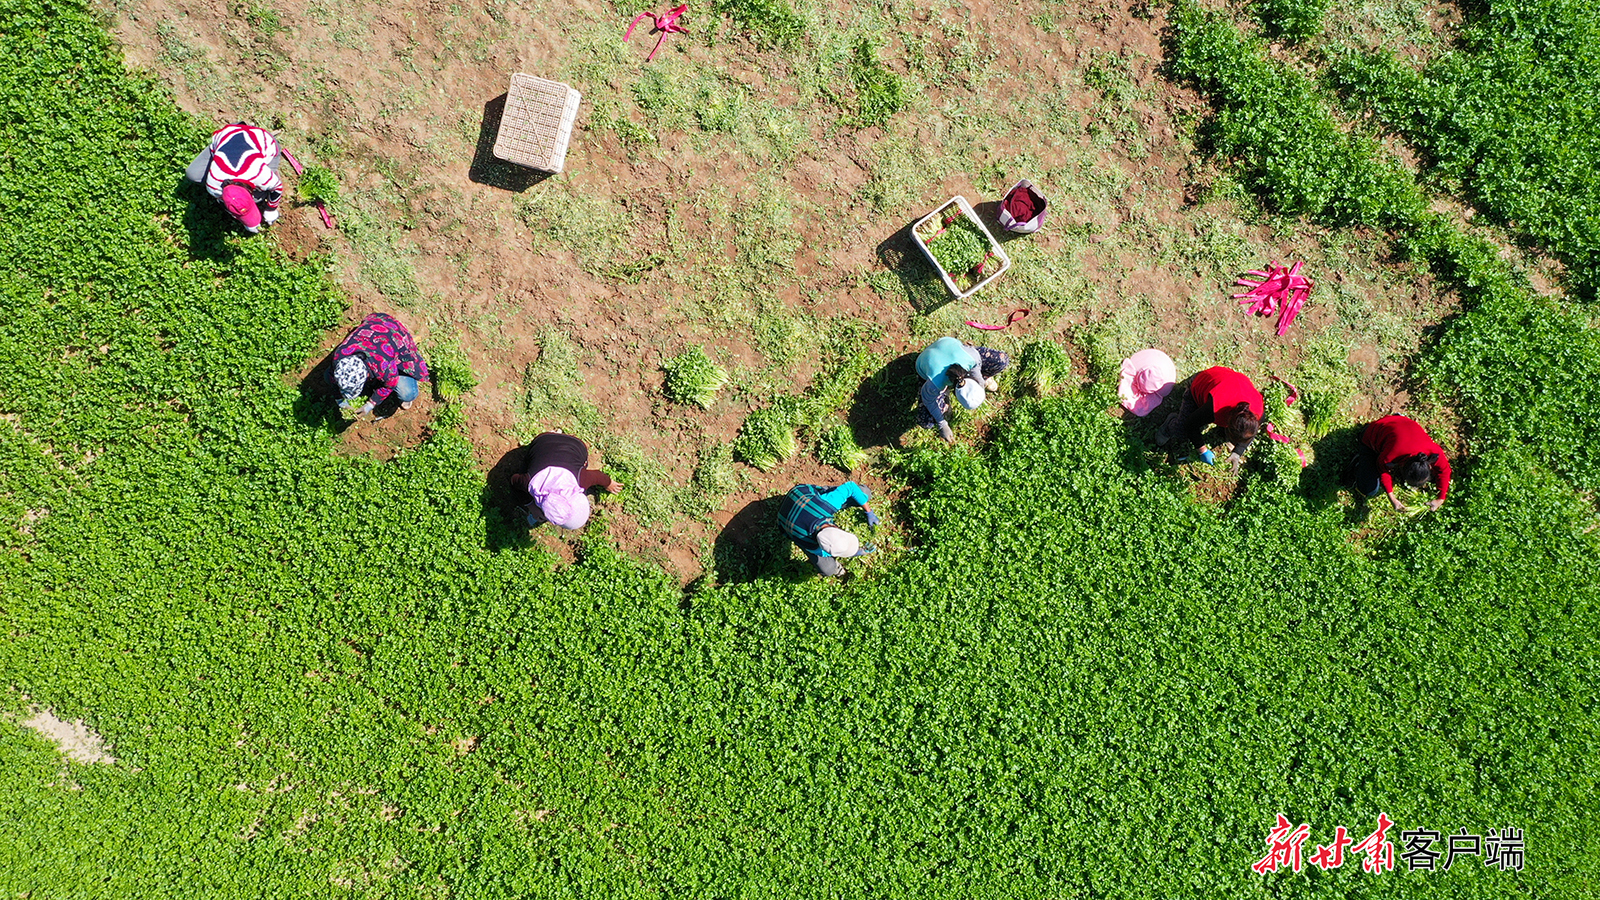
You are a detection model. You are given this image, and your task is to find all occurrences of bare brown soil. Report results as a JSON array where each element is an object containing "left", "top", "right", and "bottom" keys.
[{"left": 102, "top": 0, "right": 1461, "bottom": 581}]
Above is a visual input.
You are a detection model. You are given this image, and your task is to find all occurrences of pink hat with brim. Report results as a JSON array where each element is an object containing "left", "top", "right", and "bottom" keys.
[
  {"left": 539, "top": 491, "right": 591, "bottom": 530},
  {"left": 1118, "top": 348, "right": 1177, "bottom": 417},
  {"left": 221, "top": 183, "right": 261, "bottom": 230}
]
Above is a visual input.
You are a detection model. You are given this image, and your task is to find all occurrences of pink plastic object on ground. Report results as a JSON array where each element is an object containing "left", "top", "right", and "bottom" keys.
[
  {"left": 966, "top": 309, "right": 1029, "bottom": 331},
  {"left": 625, "top": 5, "right": 688, "bottom": 62},
  {"left": 1234, "top": 260, "right": 1313, "bottom": 336},
  {"left": 1262, "top": 375, "right": 1307, "bottom": 466},
  {"left": 1269, "top": 374, "right": 1300, "bottom": 407}
]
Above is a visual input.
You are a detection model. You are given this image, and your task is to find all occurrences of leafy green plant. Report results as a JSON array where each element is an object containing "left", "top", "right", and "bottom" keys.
[
  {"left": 692, "top": 442, "right": 740, "bottom": 496},
  {"left": 519, "top": 329, "right": 601, "bottom": 437},
  {"left": 1253, "top": 0, "right": 1330, "bottom": 44},
  {"left": 600, "top": 438, "right": 680, "bottom": 524},
  {"left": 425, "top": 334, "right": 477, "bottom": 399},
  {"left": 732, "top": 403, "right": 797, "bottom": 470},
  {"left": 922, "top": 216, "right": 990, "bottom": 281},
  {"left": 295, "top": 164, "right": 339, "bottom": 206},
  {"left": 711, "top": 0, "right": 804, "bottom": 49},
  {"left": 662, "top": 345, "right": 729, "bottom": 409},
  {"left": 814, "top": 421, "right": 866, "bottom": 471},
  {"left": 848, "top": 38, "right": 907, "bottom": 128},
  {"left": 1016, "top": 339, "right": 1073, "bottom": 397}
]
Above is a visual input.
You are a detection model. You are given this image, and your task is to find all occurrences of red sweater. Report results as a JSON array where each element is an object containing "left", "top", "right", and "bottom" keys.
[
  {"left": 1361, "top": 415, "right": 1450, "bottom": 500},
  {"left": 1189, "top": 367, "right": 1264, "bottom": 426}
]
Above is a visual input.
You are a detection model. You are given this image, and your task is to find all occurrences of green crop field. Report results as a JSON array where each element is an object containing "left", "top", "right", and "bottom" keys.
[{"left": 1, "top": 0, "right": 1597, "bottom": 897}]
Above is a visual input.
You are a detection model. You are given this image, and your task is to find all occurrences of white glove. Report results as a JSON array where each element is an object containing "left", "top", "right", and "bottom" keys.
[{"left": 937, "top": 420, "right": 954, "bottom": 442}]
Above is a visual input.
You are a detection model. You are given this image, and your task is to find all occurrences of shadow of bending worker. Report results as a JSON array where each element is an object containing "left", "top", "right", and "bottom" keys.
[
  {"left": 875, "top": 223, "right": 951, "bottom": 315},
  {"left": 1304, "top": 425, "right": 1367, "bottom": 522},
  {"left": 846, "top": 351, "right": 921, "bottom": 449},
  {"left": 711, "top": 496, "right": 808, "bottom": 584},
  {"left": 482, "top": 443, "right": 535, "bottom": 551},
  {"left": 174, "top": 176, "right": 238, "bottom": 263},
  {"left": 468, "top": 94, "right": 553, "bottom": 193},
  {"left": 292, "top": 353, "right": 352, "bottom": 435}
]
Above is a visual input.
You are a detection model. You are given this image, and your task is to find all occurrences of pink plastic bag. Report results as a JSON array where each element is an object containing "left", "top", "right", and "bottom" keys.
[{"left": 997, "top": 179, "right": 1047, "bottom": 234}]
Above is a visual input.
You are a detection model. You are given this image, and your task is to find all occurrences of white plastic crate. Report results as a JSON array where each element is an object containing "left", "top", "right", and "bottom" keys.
[
  {"left": 911, "top": 195, "right": 1011, "bottom": 299},
  {"left": 493, "top": 73, "right": 581, "bottom": 174}
]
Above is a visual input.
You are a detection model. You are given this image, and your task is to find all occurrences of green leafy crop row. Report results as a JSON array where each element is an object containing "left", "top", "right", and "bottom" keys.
[
  {"left": 1168, "top": 0, "right": 1600, "bottom": 495},
  {"left": 1166, "top": 2, "right": 1426, "bottom": 229},
  {"left": 1253, "top": 0, "right": 1330, "bottom": 44},
  {"left": 1325, "top": 0, "right": 1600, "bottom": 297}
]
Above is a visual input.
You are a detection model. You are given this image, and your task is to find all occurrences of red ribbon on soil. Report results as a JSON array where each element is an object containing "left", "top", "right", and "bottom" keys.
[
  {"left": 1234, "top": 260, "right": 1313, "bottom": 336},
  {"left": 965, "top": 308, "right": 1029, "bottom": 331},
  {"left": 1262, "top": 375, "right": 1306, "bottom": 466},
  {"left": 625, "top": 5, "right": 688, "bottom": 62},
  {"left": 1269, "top": 374, "right": 1300, "bottom": 407}
]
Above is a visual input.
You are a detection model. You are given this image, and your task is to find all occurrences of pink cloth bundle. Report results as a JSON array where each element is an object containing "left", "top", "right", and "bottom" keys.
[{"left": 1234, "top": 261, "right": 1313, "bottom": 336}]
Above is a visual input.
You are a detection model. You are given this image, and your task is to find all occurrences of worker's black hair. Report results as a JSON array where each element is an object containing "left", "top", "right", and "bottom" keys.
[
  {"left": 1400, "top": 454, "right": 1436, "bottom": 490},
  {"left": 944, "top": 363, "right": 972, "bottom": 386},
  {"left": 1227, "top": 408, "right": 1260, "bottom": 443}
]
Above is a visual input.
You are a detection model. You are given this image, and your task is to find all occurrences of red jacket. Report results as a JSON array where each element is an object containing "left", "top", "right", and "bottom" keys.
[
  {"left": 1361, "top": 415, "right": 1450, "bottom": 500},
  {"left": 1189, "top": 367, "right": 1263, "bottom": 426}
]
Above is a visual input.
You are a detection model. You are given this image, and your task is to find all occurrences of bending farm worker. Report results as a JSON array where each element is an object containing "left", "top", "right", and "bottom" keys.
[
  {"left": 329, "top": 313, "right": 430, "bottom": 420},
  {"left": 778, "top": 481, "right": 879, "bottom": 577},
  {"left": 185, "top": 122, "right": 284, "bottom": 234},
  {"left": 916, "top": 336, "right": 1009, "bottom": 442},
  {"left": 1159, "top": 365, "right": 1263, "bottom": 468},
  {"left": 1352, "top": 414, "right": 1451, "bottom": 512},
  {"left": 511, "top": 432, "right": 622, "bottom": 531}
]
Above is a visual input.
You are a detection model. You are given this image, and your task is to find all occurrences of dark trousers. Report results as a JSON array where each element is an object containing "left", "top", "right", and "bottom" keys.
[
  {"left": 1347, "top": 446, "right": 1383, "bottom": 497},
  {"left": 807, "top": 553, "right": 843, "bottom": 577},
  {"left": 1176, "top": 391, "right": 1256, "bottom": 456}
]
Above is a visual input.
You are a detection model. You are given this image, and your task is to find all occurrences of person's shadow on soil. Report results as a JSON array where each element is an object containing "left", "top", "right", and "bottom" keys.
[
  {"left": 846, "top": 352, "right": 921, "bottom": 449},
  {"left": 292, "top": 354, "right": 351, "bottom": 435},
  {"left": 482, "top": 443, "right": 537, "bottom": 552},
  {"left": 468, "top": 94, "right": 554, "bottom": 193},
  {"left": 1115, "top": 376, "right": 1191, "bottom": 468},
  {"left": 875, "top": 224, "right": 952, "bottom": 315},
  {"left": 711, "top": 496, "right": 812, "bottom": 584},
  {"left": 175, "top": 177, "right": 240, "bottom": 263},
  {"left": 1305, "top": 426, "right": 1370, "bottom": 524}
]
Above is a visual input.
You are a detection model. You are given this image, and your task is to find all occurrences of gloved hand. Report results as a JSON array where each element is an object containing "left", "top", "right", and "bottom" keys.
[
  {"left": 865, "top": 509, "right": 880, "bottom": 527},
  {"left": 1228, "top": 452, "right": 1243, "bottom": 472},
  {"left": 937, "top": 420, "right": 954, "bottom": 442},
  {"left": 856, "top": 543, "right": 877, "bottom": 556}
]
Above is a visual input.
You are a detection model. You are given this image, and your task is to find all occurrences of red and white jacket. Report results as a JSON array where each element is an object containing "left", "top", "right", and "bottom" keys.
[{"left": 201, "top": 124, "right": 283, "bottom": 205}]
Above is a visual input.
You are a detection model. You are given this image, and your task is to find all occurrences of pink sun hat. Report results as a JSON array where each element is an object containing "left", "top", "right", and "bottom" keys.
[
  {"left": 1118, "top": 348, "right": 1177, "bottom": 417},
  {"left": 220, "top": 183, "right": 262, "bottom": 231}
]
